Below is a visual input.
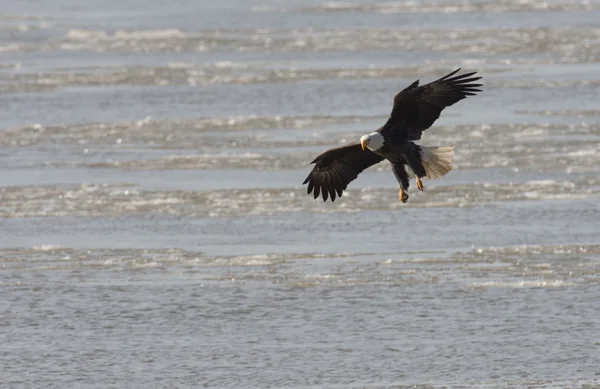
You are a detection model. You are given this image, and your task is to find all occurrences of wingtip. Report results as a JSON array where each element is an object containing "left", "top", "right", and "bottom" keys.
[
  {"left": 441, "top": 68, "right": 461, "bottom": 80},
  {"left": 406, "top": 79, "right": 419, "bottom": 89}
]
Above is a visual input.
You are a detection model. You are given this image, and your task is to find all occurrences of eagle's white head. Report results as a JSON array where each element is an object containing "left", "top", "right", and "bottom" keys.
[{"left": 360, "top": 131, "right": 384, "bottom": 152}]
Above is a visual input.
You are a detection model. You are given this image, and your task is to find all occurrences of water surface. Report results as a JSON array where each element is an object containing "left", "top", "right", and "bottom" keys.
[{"left": 2, "top": 1, "right": 600, "bottom": 388}]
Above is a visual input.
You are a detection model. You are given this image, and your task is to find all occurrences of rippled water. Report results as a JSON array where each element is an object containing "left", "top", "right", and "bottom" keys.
[{"left": 2, "top": 1, "right": 600, "bottom": 388}]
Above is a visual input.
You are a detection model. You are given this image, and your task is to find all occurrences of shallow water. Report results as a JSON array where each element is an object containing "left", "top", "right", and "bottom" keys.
[{"left": 2, "top": 1, "right": 600, "bottom": 388}]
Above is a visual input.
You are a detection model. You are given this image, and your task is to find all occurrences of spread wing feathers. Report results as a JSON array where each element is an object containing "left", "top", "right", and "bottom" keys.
[
  {"left": 302, "top": 143, "right": 384, "bottom": 202},
  {"left": 389, "top": 68, "right": 482, "bottom": 140}
]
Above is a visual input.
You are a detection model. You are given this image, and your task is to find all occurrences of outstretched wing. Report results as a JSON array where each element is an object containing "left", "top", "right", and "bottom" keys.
[
  {"left": 302, "top": 143, "right": 384, "bottom": 202},
  {"left": 385, "top": 68, "right": 483, "bottom": 140}
]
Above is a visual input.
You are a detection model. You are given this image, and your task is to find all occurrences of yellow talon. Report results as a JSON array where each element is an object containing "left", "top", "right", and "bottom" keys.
[
  {"left": 399, "top": 188, "right": 409, "bottom": 203},
  {"left": 416, "top": 177, "right": 424, "bottom": 191}
]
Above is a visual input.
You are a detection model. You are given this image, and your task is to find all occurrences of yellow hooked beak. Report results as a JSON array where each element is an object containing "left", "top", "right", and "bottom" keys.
[{"left": 361, "top": 139, "right": 366, "bottom": 150}]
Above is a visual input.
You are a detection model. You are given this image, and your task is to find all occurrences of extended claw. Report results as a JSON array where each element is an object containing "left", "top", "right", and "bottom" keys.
[
  {"left": 416, "top": 177, "right": 424, "bottom": 191},
  {"left": 399, "top": 188, "right": 409, "bottom": 203}
]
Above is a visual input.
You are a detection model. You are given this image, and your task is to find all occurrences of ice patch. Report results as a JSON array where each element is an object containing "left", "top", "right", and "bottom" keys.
[
  {"left": 32, "top": 244, "right": 65, "bottom": 251},
  {"left": 471, "top": 280, "right": 571, "bottom": 289},
  {"left": 66, "top": 29, "right": 108, "bottom": 41},
  {"left": 66, "top": 28, "right": 185, "bottom": 41}
]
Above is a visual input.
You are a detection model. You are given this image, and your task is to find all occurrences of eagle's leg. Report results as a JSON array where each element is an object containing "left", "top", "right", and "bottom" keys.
[
  {"left": 404, "top": 145, "right": 428, "bottom": 192},
  {"left": 399, "top": 188, "right": 409, "bottom": 203},
  {"left": 391, "top": 160, "right": 410, "bottom": 203},
  {"left": 416, "top": 176, "right": 424, "bottom": 191}
]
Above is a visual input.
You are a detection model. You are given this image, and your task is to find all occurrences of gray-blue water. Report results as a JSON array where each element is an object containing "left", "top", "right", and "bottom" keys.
[{"left": 2, "top": 1, "right": 600, "bottom": 388}]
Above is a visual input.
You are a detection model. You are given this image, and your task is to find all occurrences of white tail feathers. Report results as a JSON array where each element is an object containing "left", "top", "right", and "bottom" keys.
[{"left": 419, "top": 145, "right": 455, "bottom": 179}]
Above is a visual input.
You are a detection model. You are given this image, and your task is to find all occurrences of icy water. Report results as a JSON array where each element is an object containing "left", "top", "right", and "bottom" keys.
[{"left": 2, "top": 0, "right": 600, "bottom": 388}]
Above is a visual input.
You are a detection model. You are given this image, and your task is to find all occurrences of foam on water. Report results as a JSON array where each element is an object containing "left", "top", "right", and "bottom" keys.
[{"left": 304, "top": 0, "right": 600, "bottom": 14}]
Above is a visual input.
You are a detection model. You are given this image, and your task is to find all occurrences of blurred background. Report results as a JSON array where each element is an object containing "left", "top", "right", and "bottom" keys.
[{"left": 1, "top": 0, "right": 600, "bottom": 388}]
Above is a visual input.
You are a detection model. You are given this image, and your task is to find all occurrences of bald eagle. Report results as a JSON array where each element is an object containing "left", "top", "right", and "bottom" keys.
[{"left": 302, "top": 68, "right": 482, "bottom": 203}]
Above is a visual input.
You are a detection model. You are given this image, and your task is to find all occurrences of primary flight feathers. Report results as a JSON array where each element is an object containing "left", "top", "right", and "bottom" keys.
[{"left": 302, "top": 68, "right": 483, "bottom": 203}]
